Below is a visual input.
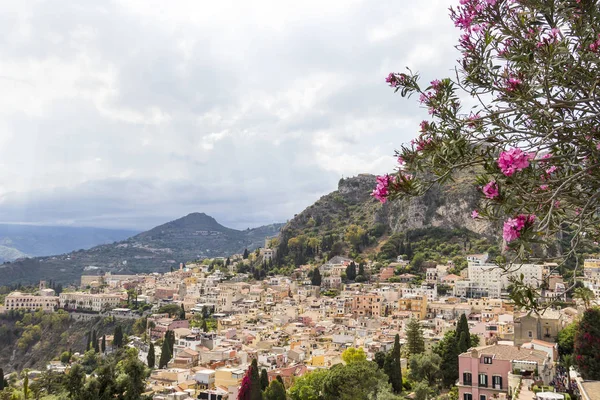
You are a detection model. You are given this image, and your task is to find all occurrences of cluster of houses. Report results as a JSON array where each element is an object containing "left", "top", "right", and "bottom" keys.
[{"left": 2, "top": 252, "right": 599, "bottom": 400}]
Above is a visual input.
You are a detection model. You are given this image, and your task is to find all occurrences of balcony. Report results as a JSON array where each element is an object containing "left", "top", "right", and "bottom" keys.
[{"left": 464, "top": 380, "right": 472, "bottom": 386}]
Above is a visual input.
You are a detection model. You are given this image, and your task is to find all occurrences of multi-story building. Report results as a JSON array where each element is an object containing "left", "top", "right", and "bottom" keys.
[
  {"left": 513, "top": 309, "right": 564, "bottom": 346},
  {"left": 458, "top": 344, "right": 553, "bottom": 400},
  {"left": 397, "top": 295, "right": 427, "bottom": 320},
  {"left": 59, "top": 292, "right": 122, "bottom": 312},
  {"left": 351, "top": 293, "right": 382, "bottom": 317},
  {"left": 454, "top": 280, "right": 502, "bottom": 299},
  {"left": 2, "top": 292, "right": 59, "bottom": 313}
]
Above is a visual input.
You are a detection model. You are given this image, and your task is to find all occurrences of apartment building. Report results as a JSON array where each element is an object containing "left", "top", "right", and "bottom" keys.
[
  {"left": 397, "top": 295, "right": 427, "bottom": 320},
  {"left": 351, "top": 293, "right": 382, "bottom": 317}
]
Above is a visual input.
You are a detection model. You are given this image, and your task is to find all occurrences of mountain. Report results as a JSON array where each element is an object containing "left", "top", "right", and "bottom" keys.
[
  {"left": 0, "top": 224, "right": 139, "bottom": 263},
  {"left": 274, "top": 173, "right": 501, "bottom": 266},
  {"left": 0, "top": 213, "right": 284, "bottom": 286}
]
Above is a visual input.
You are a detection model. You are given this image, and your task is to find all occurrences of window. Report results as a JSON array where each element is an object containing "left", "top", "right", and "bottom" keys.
[
  {"left": 483, "top": 356, "right": 493, "bottom": 364},
  {"left": 492, "top": 376, "right": 503, "bottom": 390},
  {"left": 464, "top": 394, "right": 473, "bottom": 400},
  {"left": 479, "top": 374, "right": 488, "bottom": 387},
  {"left": 463, "top": 372, "right": 472, "bottom": 385},
  {"left": 527, "top": 330, "right": 533, "bottom": 338},
  {"left": 480, "top": 396, "right": 486, "bottom": 400}
]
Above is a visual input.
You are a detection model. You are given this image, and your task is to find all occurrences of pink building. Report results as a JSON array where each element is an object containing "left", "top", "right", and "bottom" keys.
[{"left": 458, "top": 345, "right": 553, "bottom": 400}]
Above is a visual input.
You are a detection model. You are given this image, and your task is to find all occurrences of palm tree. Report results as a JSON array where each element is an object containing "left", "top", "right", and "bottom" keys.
[{"left": 573, "top": 287, "right": 596, "bottom": 309}]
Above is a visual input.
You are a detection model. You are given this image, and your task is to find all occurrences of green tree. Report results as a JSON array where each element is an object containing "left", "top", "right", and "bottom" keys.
[
  {"left": 434, "top": 331, "right": 459, "bottom": 388},
  {"left": 289, "top": 368, "right": 329, "bottom": 400},
  {"left": 405, "top": 319, "right": 425, "bottom": 358},
  {"left": 249, "top": 359, "right": 262, "bottom": 400},
  {"left": 92, "top": 330, "right": 99, "bottom": 353},
  {"left": 147, "top": 343, "right": 155, "bottom": 368},
  {"left": 276, "top": 375, "right": 284, "bottom": 387},
  {"left": 383, "top": 334, "right": 403, "bottom": 393},
  {"left": 122, "top": 354, "right": 147, "bottom": 400},
  {"left": 345, "top": 225, "right": 366, "bottom": 252},
  {"left": 66, "top": 363, "right": 85, "bottom": 399},
  {"left": 413, "top": 380, "right": 436, "bottom": 400},
  {"left": 574, "top": 287, "right": 596, "bottom": 310},
  {"left": 322, "top": 361, "right": 391, "bottom": 400},
  {"left": 374, "top": 352, "right": 386, "bottom": 369},
  {"left": 23, "top": 372, "right": 29, "bottom": 399},
  {"left": 260, "top": 368, "right": 269, "bottom": 391},
  {"left": 311, "top": 268, "right": 322, "bottom": 286},
  {"left": 264, "top": 379, "right": 287, "bottom": 400},
  {"left": 456, "top": 314, "right": 471, "bottom": 353},
  {"left": 574, "top": 308, "right": 600, "bottom": 379},
  {"left": 101, "top": 335, "right": 106, "bottom": 354},
  {"left": 0, "top": 368, "right": 3, "bottom": 390},
  {"left": 179, "top": 303, "right": 186, "bottom": 320},
  {"left": 158, "top": 337, "right": 171, "bottom": 369},
  {"left": 558, "top": 321, "right": 577, "bottom": 356},
  {"left": 113, "top": 325, "right": 123, "bottom": 349},
  {"left": 243, "top": 249, "right": 249, "bottom": 259},
  {"left": 409, "top": 353, "right": 442, "bottom": 387},
  {"left": 358, "top": 263, "right": 366, "bottom": 277},
  {"left": 60, "top": 351, "right": 71, "bottom": 364},
  {"left": 346, "top": 262, "right": 357, "bottom": 281},
  {"left": 342, "top": 347, "right": 367, "bottom": 364}
]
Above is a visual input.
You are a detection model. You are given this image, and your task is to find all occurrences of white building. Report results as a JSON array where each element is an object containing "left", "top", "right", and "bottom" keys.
[
  {"left": 59, "top": 292, "right": 122, "bottom": 312},
  {"left": 2, "top": 292, "right": 59, "bottom": 313}
]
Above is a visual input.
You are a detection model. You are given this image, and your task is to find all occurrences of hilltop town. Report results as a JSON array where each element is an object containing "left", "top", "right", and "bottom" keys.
[{"left": 1, "top": 241, "right": 599, "bottom": 400}]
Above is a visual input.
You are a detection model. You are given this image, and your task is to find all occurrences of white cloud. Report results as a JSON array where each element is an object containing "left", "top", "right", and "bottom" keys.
[{"left": 0, "top": 0, "right": 461, "bottom": 230}]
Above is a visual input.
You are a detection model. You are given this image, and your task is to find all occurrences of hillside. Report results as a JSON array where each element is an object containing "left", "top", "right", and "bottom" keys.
[
  {"left": 0, "top": 224, "right": 138, "bottom": 262},
  {"left": 0, "top": 310, "right": 136, "bottom": 372},
  {"left": 274, "top": 173, "right": 501, "bottom": 267},
  {"left": 0, "top": 213, "right": 283, "bottom": 285}
]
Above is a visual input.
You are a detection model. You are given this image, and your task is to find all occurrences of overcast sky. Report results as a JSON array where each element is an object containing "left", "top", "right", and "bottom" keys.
[{"left": 0, "top": 0, "right": 460, "bottom": 230}]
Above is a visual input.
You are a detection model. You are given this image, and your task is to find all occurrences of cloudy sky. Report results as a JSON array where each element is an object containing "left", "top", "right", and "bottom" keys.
[{"left": 0, "top": 0, "right": 460, "bottom": 230}]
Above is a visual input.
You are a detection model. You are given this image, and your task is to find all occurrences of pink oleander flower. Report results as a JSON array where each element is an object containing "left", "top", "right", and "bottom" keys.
[
  {"left": 482, "top": 181, "right": 500, "bottom": 199},
  {"left": 371, "top": 174, "right": 393, "bottom": 203},
  {"left": 546, "top": 165, "right": 558, "bottom": 174},
  {"left": 596, "top": 142, "right": 600, "bottom": 150},
  {"left": 540, "top": 184, "right": 549, "bottom": 191},
  {"left": 420, "top": 121, "right": 430, "bottom": 132},
  {"left": 397, "top": 156, "right": 405, "bottom": 165},
  {"left": 503, "top": 214, "right": 536, "bottom": 243},
  {"left": 505, "top": 75, "right": 522, "bottom": 91},
  {"left": 471, "top": 210, "right": 479, "bottom": 219},
  {"left": 497, "top": 148, "right": 532, "bottom": 176},
  {"left": 431, "top": 79, "right": 442, "bottom": 91},
  {"left": 576, "top": 208, "right": 581, "bottom": 216},
  {"left": 386, "top": 73, "right": 397, "bottom": 87}
]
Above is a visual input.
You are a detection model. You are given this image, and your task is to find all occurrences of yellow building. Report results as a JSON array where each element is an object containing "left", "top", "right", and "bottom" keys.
[
  {"left": 397, "top": 295, "right": 427, "bottom": 320},
  {"left": 214, "top": 367, "right": 245, "bottom": 388},
  {"left": 306, "top": 355, "right": 325, "bottom": 367},
  {"left": 584, "top": 259, "right": 600, "bottom": 282}
]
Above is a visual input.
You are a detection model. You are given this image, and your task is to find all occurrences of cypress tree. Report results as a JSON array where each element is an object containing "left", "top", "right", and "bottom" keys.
[
  {"left": 158, "top": 337, "right": 171, "bottom": 369},
  {"left": 113, "top": 325, "right": 123, "bottom": 349},
  {"left": 260, "top": 368, "right": 269, "bottom": 391},
  {"left": 147, "top": 343, "right": 156, "bottom": 368},
  {"left": 101, "top": 335, "right": 106, "bottom": 353},
  {"left": 346, "top": 262, "right": 357, "bottom": 281},
  {"left": 384, "top": 334, "right": 403, "bottom": 393},
  {"left": 311, "top": 268, "right": 322, "bottom": 286},
  {"left": 93, "top": 330, "right": 99, "bottom": 353},
  {"left": 456, "top": 314, "right": 471, "bottom": 352},
  {"left": 264, "top": 379, "right": 287, "bottom": 400},
  {"left": 179, "top": 304, "right": 186, "bottom": 320},
  {"left": 275, "top": 375, "right": 284, "bottom": 387},
  {"left": 406, "top": 318, "right": 425, "bottom": 357},
  {"left": 358, "top": 263, "right": 365, "bottom": 277},
  {"left": 0, "top": 368, "right": 4, "bottom": 390},
  {"left": 23, "top": 373, "right": 29, "bottom": 399},
  {"left": 250, "top": 359, "right": 262, "bottom": 400},
  {"left": 243, "top": 249, "right": 249, "bottom": 259}
]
